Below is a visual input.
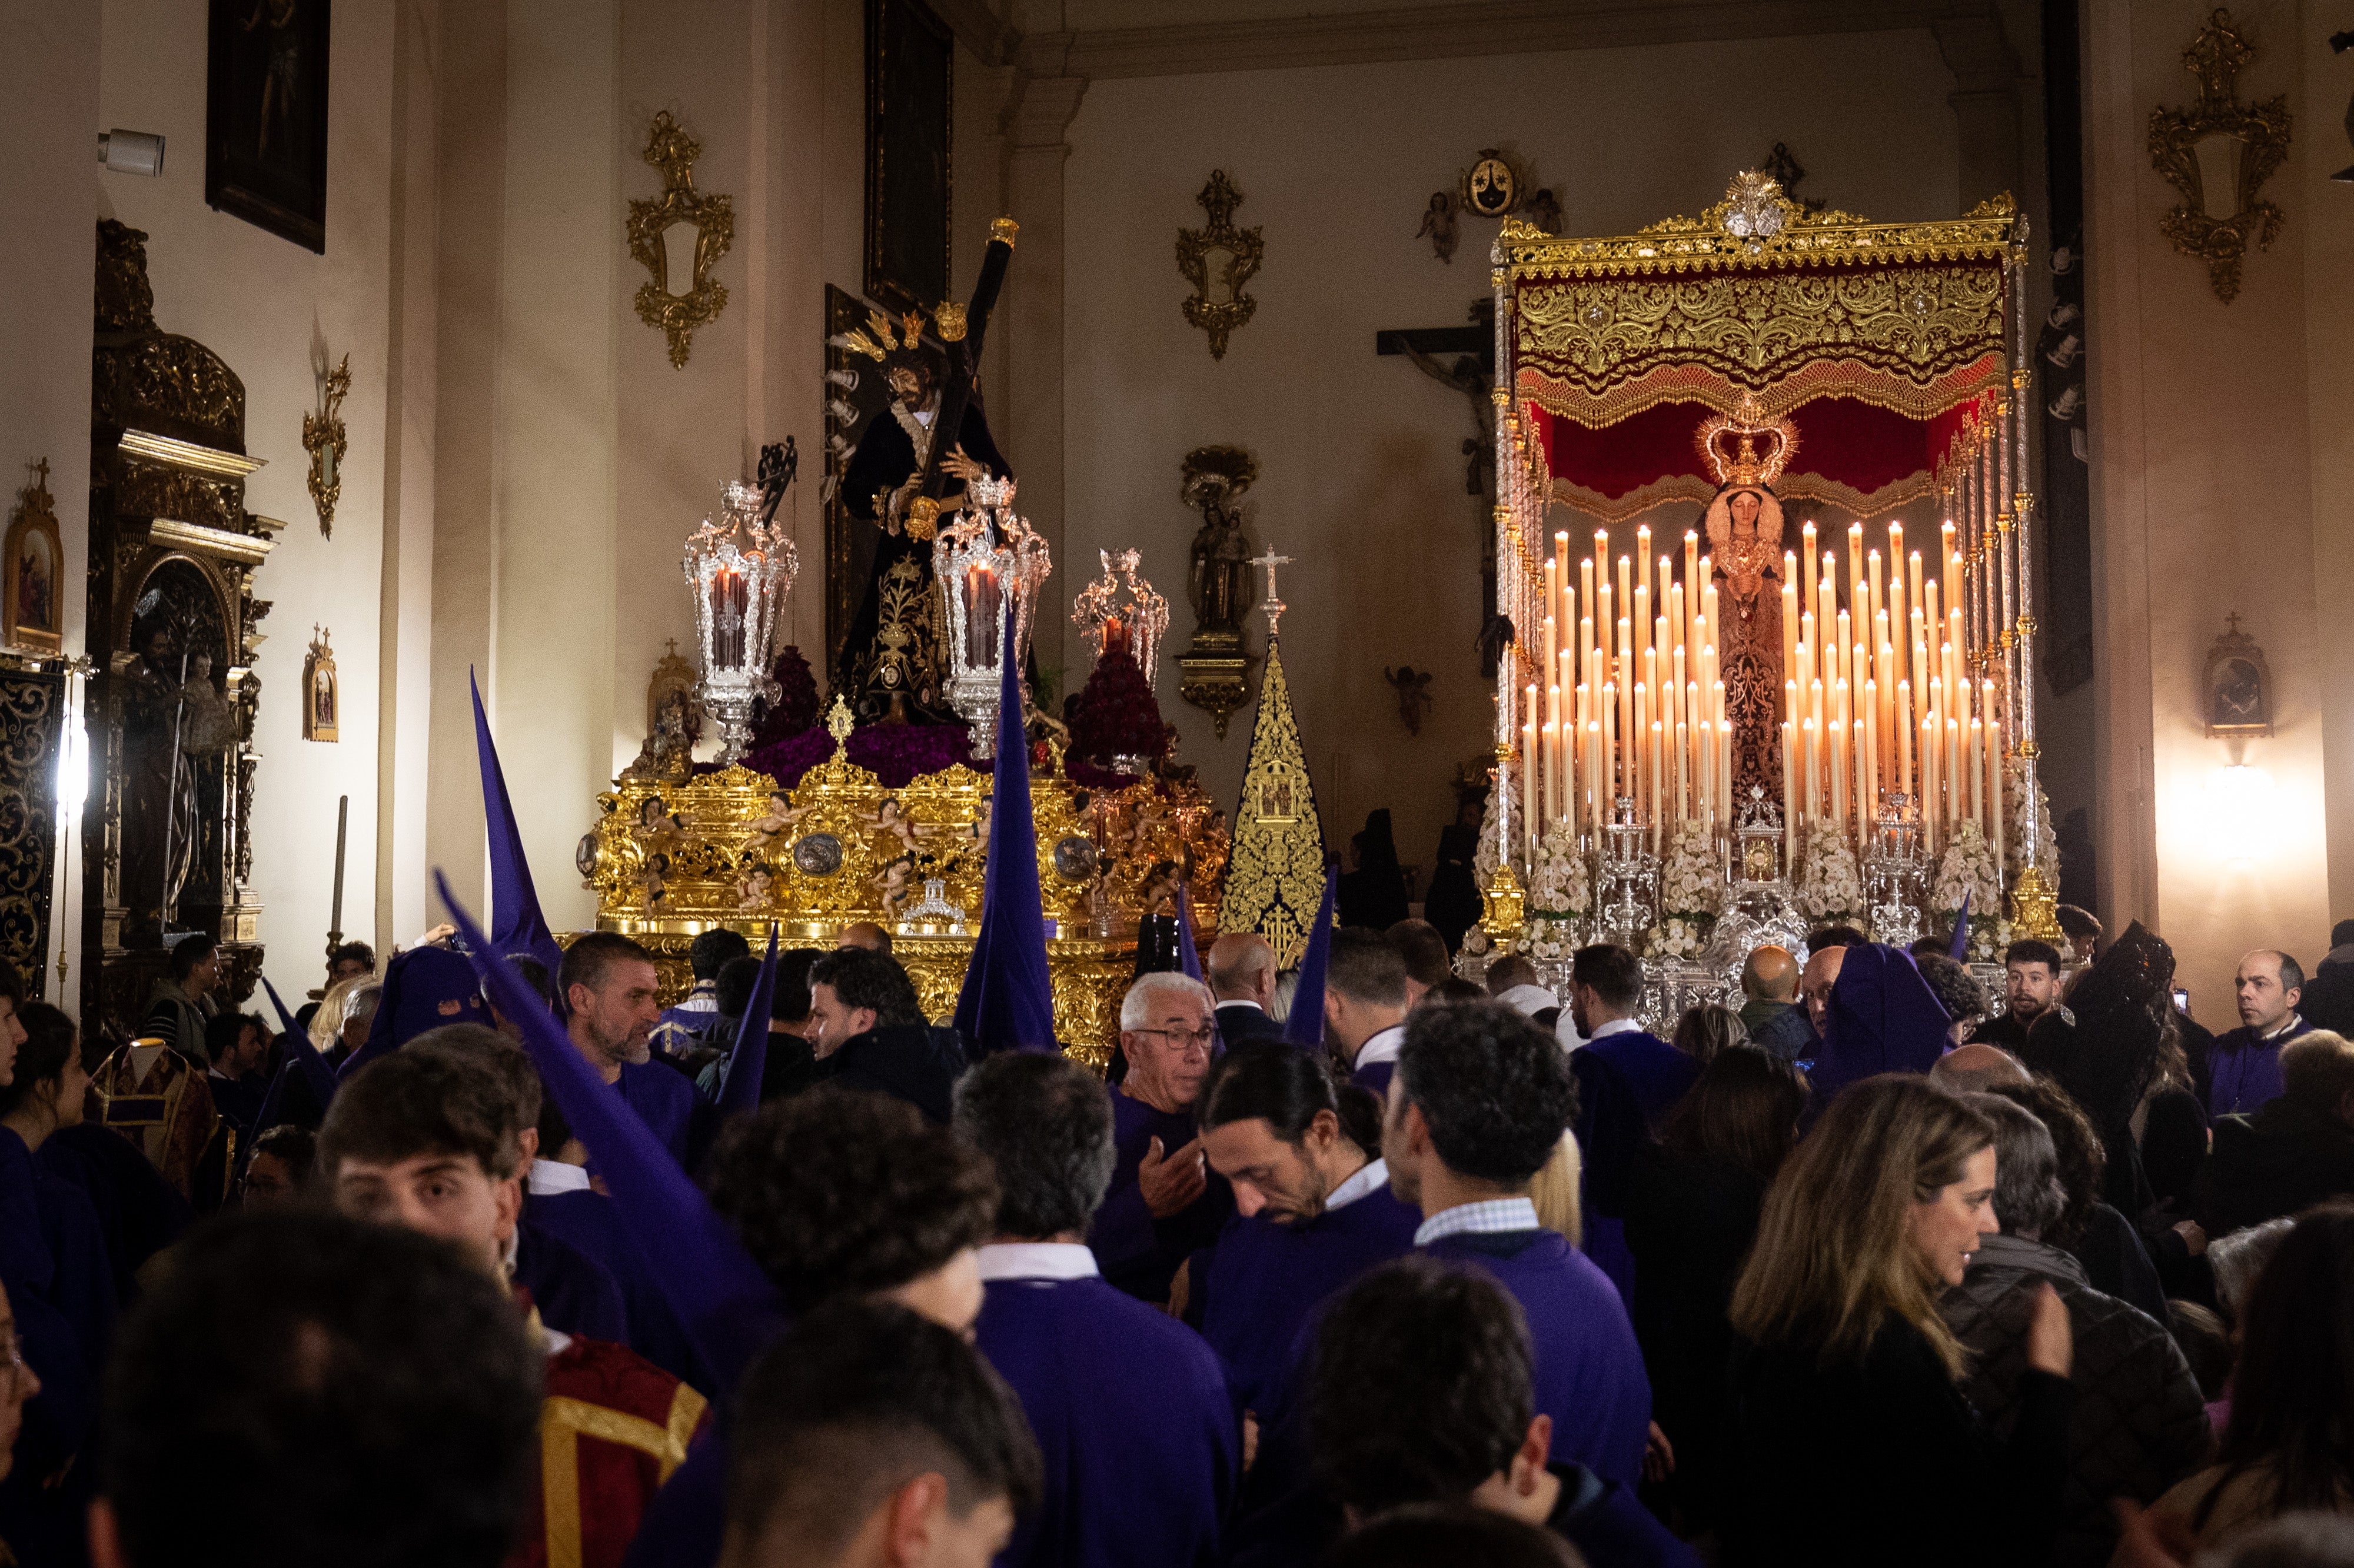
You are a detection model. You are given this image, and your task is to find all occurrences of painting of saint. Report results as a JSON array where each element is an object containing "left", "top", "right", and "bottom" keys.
[
  {"left": 4, "top": 461, "right": 63, "bottom": 655},
  {"left": 302, "top": 627, "right": 338, "bottom": 741},
  {"left": 207, "top": 0, "right": 331, "bottom": 252}
]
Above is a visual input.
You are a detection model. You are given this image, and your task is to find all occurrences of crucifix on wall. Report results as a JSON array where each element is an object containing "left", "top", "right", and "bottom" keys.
[{"left": 1375, "top": 296, "right": 1502, "bottom": 675}]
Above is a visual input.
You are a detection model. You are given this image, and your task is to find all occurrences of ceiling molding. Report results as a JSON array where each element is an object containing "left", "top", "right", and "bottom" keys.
[
  {"left": 1013, "top": 0, "right": 1966, "bottom": 82},
  {"left": 933, "top": 0, "right": 1019, "bottom": 66}
]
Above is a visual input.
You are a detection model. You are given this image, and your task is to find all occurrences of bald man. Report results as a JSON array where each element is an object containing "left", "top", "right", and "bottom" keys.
[
  {"left": 2207, "top": 949, "right": 2312, "bottom": 1117},
  {"left": 1798, "top": 945, "right": 1846, "bottom": 1049},
  {"left": 1205, "top": 932, "right": 1284, "bottom": 1046},
  {"left": 1740, "top": 945, "right": 1816, "bottom": 1063},
  {"left": 1930, "top": 1041, "right": 2030, "bottom": 1094},
  {"left": 836, "top": 921, "right": 894, "bottom": 958}
]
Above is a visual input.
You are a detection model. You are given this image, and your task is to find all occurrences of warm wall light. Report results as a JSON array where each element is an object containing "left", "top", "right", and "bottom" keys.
[
  {"left": 97, "top": 130, "right": 165, "bottom": 177},
  {"left": 2207, "top": 763, "right": 2275, "bottom": 860}
]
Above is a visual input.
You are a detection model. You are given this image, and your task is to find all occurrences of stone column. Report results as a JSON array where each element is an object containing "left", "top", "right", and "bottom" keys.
[{"left": 999, "top": 62, "right": 1086, "bottom": 679}]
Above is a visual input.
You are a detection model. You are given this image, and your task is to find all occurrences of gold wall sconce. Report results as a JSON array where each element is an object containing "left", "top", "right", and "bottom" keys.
[
  {"left": 1177, "top": 171, "right": 1263, "bottom": 361},
  {"left": 627, "top": 111, "right": 735, "bottom": 368},
  {"left": 2149, "top": 9, "right": 2292, "bottom": 302},
  {"left": 302, "top": 353, "right": 349, "bottom": 538}
]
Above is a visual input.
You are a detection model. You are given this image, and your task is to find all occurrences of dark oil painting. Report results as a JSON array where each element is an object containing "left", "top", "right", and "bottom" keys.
[
  {"left": 207, "top": 0, "right": 332, "bottom": 252},
  {"left": 864, "top": 0, "right": 952, "bottom": 313}
]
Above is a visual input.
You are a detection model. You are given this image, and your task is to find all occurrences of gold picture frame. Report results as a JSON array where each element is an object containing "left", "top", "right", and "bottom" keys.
[
  {"left": 2203, "top": 613, "right": 2272, "bottom": 738},
  {"left": 1177, "top": 171, "right": 1264, "bottom": 361},
  {"left": 2148, "top": 9, "right": 2292, "bottom": 302},
  {"left": 627, "top": 111, "right": 734, "bottom": 368},
  {"left": 4, "top": 460, "right": 63, "bottom": 657},
  {"left": 304, "top": 625, "right": 338, "bottom": 743}
]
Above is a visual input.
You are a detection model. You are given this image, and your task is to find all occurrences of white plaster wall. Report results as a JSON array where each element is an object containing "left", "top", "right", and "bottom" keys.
[
  {"left": 1061, "top": 30, "right": 1961, "bottom": 889},
  {"left": 95, "top": 0, "right": 403, "bottom": 997}
]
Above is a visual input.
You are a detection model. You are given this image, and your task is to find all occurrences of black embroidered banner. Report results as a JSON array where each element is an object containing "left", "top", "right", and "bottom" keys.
[{"left": 0, "top": 670, "right": 65, "bottom": 997}]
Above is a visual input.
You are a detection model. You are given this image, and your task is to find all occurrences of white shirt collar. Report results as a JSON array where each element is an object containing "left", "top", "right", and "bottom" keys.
[
  {"left": 1588, "top": 1016, "right": 1642, "bottom": 1040},
  {"left": 974, "top": 1242, "right": 1100, "bottom": 1283},
  {"left": 527, "top": 1160, "right": 593, "bottom": 1196},
  {"left": 1326, "top": 1158, "right": 1389, "bottom": 1211},
  {"left": 2261, "top": 1012, "right": 2304, "bottom": 1041},
  {"left": 1494, "top": 983, "right": 1558, "bottom": 1017},
  {"left": 1415, "top": 1196, "right": 1541, "bottom": 1247},
  {"left": 1355, "top": 1024, "right": 1408, "bottom": 1068},
  {"left": 1217, "top": 999, "right": 1265, "bottom": 1014}
]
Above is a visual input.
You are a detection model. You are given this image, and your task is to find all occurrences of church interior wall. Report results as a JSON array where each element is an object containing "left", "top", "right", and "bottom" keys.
[
  {"left": 2082, "top": 0, "right": 2346, "bottom": 1013},
  {"left": 1058, "top": 28, "right": 1963, "bottom": 897}
]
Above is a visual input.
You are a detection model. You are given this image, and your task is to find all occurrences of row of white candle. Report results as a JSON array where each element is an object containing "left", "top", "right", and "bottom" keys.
[{"left": 1517, "top": 517, "right": 2010, "bottom": 870}]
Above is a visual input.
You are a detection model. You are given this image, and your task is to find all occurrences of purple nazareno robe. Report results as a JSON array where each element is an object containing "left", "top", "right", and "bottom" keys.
[{"left": 1088, "top": 1091, "right": 1232, "bottom": 1303}]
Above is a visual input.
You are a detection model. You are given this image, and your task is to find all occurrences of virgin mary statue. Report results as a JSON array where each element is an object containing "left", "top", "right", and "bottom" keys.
[{"left": 1700, "top": 397, "right": 1797, "bottom": 809}]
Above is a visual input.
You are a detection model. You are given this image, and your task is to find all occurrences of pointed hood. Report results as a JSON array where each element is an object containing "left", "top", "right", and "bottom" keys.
[
  {"left": 950, "top": 608, "right": 1058, "bottom": 1054},
  {"left": 471, "top": 670, "right": 567, "bottom": 983},
  {"left": 719, "top": 926, "right": 779, "bottom": 1118},
  {"left": 340, "top": 946, "right": 488, "bottom": 1080},
  {"left": 1175, "top": 881, "right": 1203, "bottom": 983},
  {"left": 1948, "top": 891, "right": 1971, "bottom": 963},
  {"left": 1810, "top": 942, "right": 1952, "bottom": 1106},
  {"left": 1281, "top": 865, "right": 1340, "bottom": 1048}
]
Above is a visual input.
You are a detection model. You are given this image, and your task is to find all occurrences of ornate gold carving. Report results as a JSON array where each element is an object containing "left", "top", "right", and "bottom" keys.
[
  {"left": 626, "top": 112, "right": 736, "bottom": 368},
  {"left": 1177, "top": 171, "right": 1264, "bottom": 361},
  {"left": 95, "top": 219, "right": 157, "bottom": 334},
  {"left": 302, "top": 354, "right": 349, "bottom": 538},
  {"left": 935, "top": 302, "right": 968, "bottom": 341},
  {"left": 990, "top": 217, "right": 1020, "bottom": 250},
  {"left": 147, "top": 518, "right": 274, "bottom": 569},
  {"left": 115, "top": 430, "right": 265, "bottom": 482},
  {"left": 1480, "top": 861, "right": 1527, "bottom": 944},
  {"left": 1218, "top": 644, "right": 1326, "bottom": 968},
  {"left": 94, "top": 336, "right": 247, "bottom": 450},
  {"left": 302, "top": 627, "right": 338, "bottom": 743},
  {"left": 1176, "top": 630, "right": 1253, "bottom": 740},
  {"left": 2008, "top": 863, "right": 2062, "bottom": 943},
  {"left": 2148, "top": 8, "right": 2290, "bottom": 302},
  {"left": 580, "top": 723, "right": 1226, "bottom": 1058}
]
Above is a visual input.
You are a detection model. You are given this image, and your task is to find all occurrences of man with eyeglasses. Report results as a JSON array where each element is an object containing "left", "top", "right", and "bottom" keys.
[{"left": 1087, "top": 973, "right": 1233, "bottom": 1307}]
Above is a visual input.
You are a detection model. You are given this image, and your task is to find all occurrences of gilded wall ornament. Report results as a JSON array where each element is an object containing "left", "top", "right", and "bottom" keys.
[
  {"left": 627, "top": 111, "right": 736, "bottom": 368},
  {"left": 1462, "top": 150, "right": 1520, "bottom": 219},
  {"left": 302, "top": 625, "right": 338, "bottom": 743},
  {"left": 301, "top": 353, "right": 348, "bottom": 538},
  {"left": 1176, "top": 171, "right": 1263, "bottom": 361},
  {"left": 2203, "top": 612, "right": 2272, "bottom": 737},
  {"left": 4, "top": 460, "right": 64, "bottom": 656},
  {"left": 2148, "top": 9, "right": 2290, "bottom": 303}
]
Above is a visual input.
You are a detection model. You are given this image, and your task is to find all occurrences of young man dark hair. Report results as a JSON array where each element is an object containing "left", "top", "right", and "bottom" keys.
[
  {"left": 1326, "top": 927, "right": 1412, "bottom": 1091},
  {"left": 720, "top": 1299, "right": 1042, "bottom": 1568},
  {"left": 2054, "top": 905, "right": 2102, "bottom": 967},
  {"left": 1803, "top": 924, "right": 1870, "bottom": 956},
  {"left": 950, "top": 1051, "right": 1238, "bottom": 1566},
  {"left": 1192, "top": 1043, "right": 1418, "bottom": 1419},
  {"left": 1562, "top": 946, "right": 1697, "bottom": 1303},
  {"left": 319, "top": 1046, "right": 707, "bottom": 1567},
  {"left": 241, "top": 1124, "right": 315, "bottom": 1206},
  {"left": 1385, "top": 920, "right": 1452, "bottom": 1008},
  {"left": 200, "top": 1010, "right": 271, "bottom": 1134},
  {"left": 1307, "top": 1258, "right": 1681, "bottom": 1565},
  {"left": 1970, "top": 938, "right": 2067, "bottom": 1053},
  {"left": 706, "top": 1085, "right": 995, "bottom": 1318},
  {"left": 144, "top": 933, "right": 220, "bottom": 1064},
  {"left": 168, "top": 933, "right": 217, "bottom": 984},
  {"left": 328, "top": 941, "right": 378, "bottom": 983},
  {"left": 691, "top": 928, "right": 752, "bottom": 981},
  {"left": 803, "top": 947, "right": 966, "bottom": 1123},
  {"left": 92, "top": 1208, "right": 543, "bottom": 1568},
  {"left": 1385, "top": 1000, "right": 1650, "bottom": 1489}
]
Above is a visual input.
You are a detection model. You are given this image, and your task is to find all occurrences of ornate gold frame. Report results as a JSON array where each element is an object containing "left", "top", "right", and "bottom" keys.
[
  {"left": 4, "top": 460, "right": 64, "bottom": 656},
  {"left": 1176, "top": 171, "right": 1264, "bottom": 361},
  {"left": 301, "top": 354, "right": 348, "bottom": 539},
  {"left": 627, "top": 112, "right": 735, "bottom": 368},
  {"left": 303, "top": 625, "right": 338, "bottom": 743},
  {"left": 2148, "top": 9, "right": 2292, "bottom": 303}
]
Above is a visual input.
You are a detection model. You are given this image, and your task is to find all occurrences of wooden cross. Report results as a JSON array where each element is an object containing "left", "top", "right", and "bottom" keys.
[{"left": 1249, "top": 548, "right": 1292, "bottom": 640}]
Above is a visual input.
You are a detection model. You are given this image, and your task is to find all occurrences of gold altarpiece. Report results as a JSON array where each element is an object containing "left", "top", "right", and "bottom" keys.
[
  {"left": 581, "top": 707, "right": 1228, "bottom": 1067},
  {"left": 85, "top": 221, "right": 277, "bottom": 1030}
]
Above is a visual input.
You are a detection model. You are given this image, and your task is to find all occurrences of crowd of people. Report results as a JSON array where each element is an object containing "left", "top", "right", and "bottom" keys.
[{"left": 2, "top": 900, "right": 2353, "bottom": 1568}]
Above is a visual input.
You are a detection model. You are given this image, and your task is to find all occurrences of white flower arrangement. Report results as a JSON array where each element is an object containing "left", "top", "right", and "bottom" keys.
[
  {"left": 1795, "top": 824, "right": 1864, "bottom": 925},
  {"left": 1658, "top": 820, "right": 1724, "bottom": 919},
  {"left": 1520, "top": 817, "right": 1590, "bottom": 960},
  {"left": 1930, "top": 820, "right": 2010, "bottom": 960},
  {"left": 1644, "top": 915, "right": 1714, "bottom": 960}
]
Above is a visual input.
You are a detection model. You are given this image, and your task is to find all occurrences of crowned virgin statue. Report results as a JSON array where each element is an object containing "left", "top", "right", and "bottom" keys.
[{"left": 1700, "top": 397, "right": 1797, "bottom": 808}]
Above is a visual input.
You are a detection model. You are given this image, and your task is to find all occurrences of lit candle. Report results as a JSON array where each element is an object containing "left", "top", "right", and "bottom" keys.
[
  {"left": 1847, "top": 521, "right": 1866, "bottom": 602},
  {"left": 1831, "top": 688, "right": 1848, "bottom": 835},
  {"left": 1594, "top": 530, "right": 1609, "bottom": 590},
  {"left": 1587, "top": 721, "right": 1604, "bottom": 831},
  {"left": 1718, "top": 715, "right": 1732, "bottom": 827},
  {"left": 1969, "top": 715, "right": 1985, "bottom": 830},
  {"left": 1783, "top": 720, "right": 1798, "bottom": 862},
  {"left": 1542, "top": 713, "right": 1560, "bottom": 827},
  {"left": 1525, "top": 704, "right": 1540, "bottom": 861},
  {"left": 1803, "top": 717, "right": 1820, "bottom": 829},
  {"left": 1650, "top": 720, "right": 1664, "bottom": 850},
  {"left": 1940, "top": 520, "right": 1956, "bottom": 610},
  {"left": 1781, "top": 555, "right": 1800, "bottom": 683},
  {"left": 1617, "top": 618, "right": 1634, "bottom": 790},
  {"left": 1896, "top": 680, "right": 1914, "bottom": 796},
  {"left": 1580, "top": 558, "right": 1597, "bottom": 643},
  {"left": 1675, "top": 716, "right": 1689, "bottom": 825},
  {"left": 1909, "top": 550, "right": 1926, "bottom": 624},
  {"left": 1947, "top": 717, "right": 1963, "bottom": 826},
  {"left": 1617, "top": 555, "right": 1633, "bottom": 640},
  {"left": 1602, "top": 680, "right": 1618, "bottom": 803},
  {"left": 1868, "top": 550, "right": 1884, "bottom": 630},
  {"left": 1801, "top": 521, "right": 1818, "bottom": 609},
  {"left": 1634, "top": 681, "right": 1652, "bottom": 820},
  {"left": 1636, "top": 525, "right": 1653, "bottom": 631},
  {"left": 1683, "top": 531, "right": 1702, "bottom": 650},
  {"left": 1634, "top": 581, "right": 1651, "bottom": 667},
  {"left": 1863, "top": 679, "right": 1880, "bottom": 805}
]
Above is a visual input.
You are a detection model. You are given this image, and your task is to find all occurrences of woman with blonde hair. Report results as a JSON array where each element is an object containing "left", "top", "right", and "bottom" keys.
[
  {"left": 1723, "top": 1073, "right": 2075, "bottom": 1566},
  {"left": 1526, "top": 1130, "right": 1581, "bottom": 1247}
]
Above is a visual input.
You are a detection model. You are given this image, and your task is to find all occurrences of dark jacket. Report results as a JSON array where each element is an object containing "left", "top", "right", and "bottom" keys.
[
  {"left": 1620, "top": 1143, "right": 1767, "bottom": 1530},
  {"left": 2200, "top": 1095, "right": 2354, "bottom": 1236},
  {"left": 2302, "top": 950, "right": 2354, "bottom": 1038},
  {"left": 1940, "top": 1233, "right": 2211, "bottom": 1568},
  {"left": 815, "top": 1023, "right": 969, "bottom": 1124},
  {"left": 1743, "top": 1001, "right": 1816, "bottom": 1063},
  {"left": 1724, "top": 1315, "right": 2074, "bottom": 1567},
  {"left": 1213, "top": 1001, "right": 1284, "bottom": 1048},
  {"left": 2071, "top": 1201, "right": 2167, "bottom": 1324}
]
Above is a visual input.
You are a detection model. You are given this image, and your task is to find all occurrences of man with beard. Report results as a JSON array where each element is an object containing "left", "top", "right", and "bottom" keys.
[{"left": 561, "top": 934, "right": 699, "bottom": 1167}]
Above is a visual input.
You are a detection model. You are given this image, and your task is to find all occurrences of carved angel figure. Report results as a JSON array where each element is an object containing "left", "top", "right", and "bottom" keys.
[
  {"left": 742, "top": 789, "right": 809, "bottom": 853},
  {"left": 1417, "top": 191, "right": 1459, "bottom": 262}
]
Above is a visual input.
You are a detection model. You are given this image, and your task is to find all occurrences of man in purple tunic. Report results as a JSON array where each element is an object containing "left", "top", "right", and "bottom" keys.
[
  {"left": 1386, "top": 998, "right": 1652, "bottom": 1487},
  {"left": 955, "top": 1050, "right": 1239, "bottom": 1567},
  {"left": 1566, "top": 943, "right": 1700, "bottom": 1305},
  {"left": 561, "top": 934, "right": 700, "bottom": 1167},
  {"left": 2207, "top": 949, "right": 2312, "bottom": 1117},
  {"left": 1193, "top": 1043, "right": 1419, "bottom": 1419},
  {"left": 1308, "top": 1260, "right": 1697, "bottom": 1567},
  {"left": 1088, "top": 973, "right": 1232, "bottom": 1306},
  {"left": 1322, "top": 930, "right": 1411, "bottom": 1094}
]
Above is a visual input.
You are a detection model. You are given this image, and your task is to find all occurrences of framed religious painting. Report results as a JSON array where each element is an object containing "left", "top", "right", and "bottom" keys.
[
  {"left": 2203, "top": 614, "right": 2272, "bottom": 738},
  {"left": 206, "top": 0, "right": 332, "bottom": 253},
  {"left": 4, "top": 462, "right": 63, "bottom": 657},
  {"left": 863, "top": 0, "right": 952, "bottom": 314},
  {"left": 304, "top": 626, "right": 338, "bottom": 742}
]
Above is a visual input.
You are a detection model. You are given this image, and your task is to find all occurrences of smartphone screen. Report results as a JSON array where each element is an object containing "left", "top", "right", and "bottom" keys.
[{"left": 2171, "top": 987, "right": 2189, "bottom": 1013}]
